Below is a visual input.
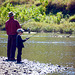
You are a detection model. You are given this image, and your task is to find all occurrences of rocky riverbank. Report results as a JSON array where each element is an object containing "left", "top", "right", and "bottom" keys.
[{"left": 0, "top": 56, "right": 68, "bottom": 75}]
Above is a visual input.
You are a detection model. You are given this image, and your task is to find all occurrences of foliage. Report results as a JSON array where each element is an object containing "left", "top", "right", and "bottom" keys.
[
  {"left": 0, "top": 2, "right": 75, "bottom": 34},
  {"left": 22, "top": 22, "right": 75, "bottom": 34},
  {"left": 69, "top": 15, "right": 75, "bottom": 22},
  {"left": 0, "top": 3, "right": 64, "bottom": 25}
]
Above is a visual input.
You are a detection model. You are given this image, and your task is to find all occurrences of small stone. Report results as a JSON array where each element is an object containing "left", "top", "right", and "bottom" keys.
[
  {"left": 14, "top": 70, "right": 17, "bottom": 72},
  {"left": 23, "top": 72, "right": 26, "bottom": 73},
  {"left": 38, "top": 70, "right": 41, "bottom": 73},
  {"left": 5, "top": 70, "right": 8, "bottom": 74},
  {"left": 58, "top": 65, "right": 61, "bottom": 67},
  {"left": 65, "top": 68, "right": 67, "bottom": 69},
  {"left": 29, "top": 69, "right": 32, "bottom": 71}
]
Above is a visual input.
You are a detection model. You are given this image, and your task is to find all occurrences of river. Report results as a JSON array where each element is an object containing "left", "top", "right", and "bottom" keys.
[{"left": 0, "top": 31, "right": 75, "bottom": 75}]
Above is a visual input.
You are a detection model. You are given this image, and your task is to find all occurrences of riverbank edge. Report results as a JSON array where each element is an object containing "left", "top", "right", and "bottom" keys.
[
  {"left": 0, "top": 30, "right": 75, "bottom": 38},
  {"left": 0, "top": 56, "right": 68, "bottom": 75}
]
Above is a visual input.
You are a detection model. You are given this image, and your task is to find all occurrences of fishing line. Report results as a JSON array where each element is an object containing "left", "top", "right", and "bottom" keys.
[{"left": 28, "top": 33, "right": 37, "bottom": 39}]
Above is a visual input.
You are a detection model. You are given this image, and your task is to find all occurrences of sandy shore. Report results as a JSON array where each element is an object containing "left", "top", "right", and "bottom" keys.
[{"left": 0, "top": 56, "right": 67, "bottom": 75}]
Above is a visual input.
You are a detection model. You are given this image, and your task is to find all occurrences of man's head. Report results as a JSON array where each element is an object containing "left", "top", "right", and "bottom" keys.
[
  {"left": 17, "top": 28, "right": 24, "bottom": 35},
  {"left": 8, "top": 12, "right": 15, "bottom": 17}
]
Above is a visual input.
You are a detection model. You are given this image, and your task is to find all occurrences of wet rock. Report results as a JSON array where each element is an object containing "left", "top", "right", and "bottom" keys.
[
  {"left": 65, "top": 67, "right": 67, "bottom": 69},
  {"left": 5, "top": 70, "right": 8, "bottom": 74},
  {"left": 13, "top": 69, "right": 17, "bottom": 72},
  {"left": 58, "top": 65, "right": 61, "bottom": 67}
]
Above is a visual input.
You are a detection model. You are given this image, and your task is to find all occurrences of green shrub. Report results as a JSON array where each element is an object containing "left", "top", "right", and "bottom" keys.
[
  {"left": 63, "top": 22, "right": 75, "bottom": 34},
  {"left": 42, "top": 25, "right": 53, "bottom": 32},
  {"left": 22, "top": 21, "right": 75, "bottom": 34},
  {"left": 69, "top": 15, "right": 75, "bottom": 22}
]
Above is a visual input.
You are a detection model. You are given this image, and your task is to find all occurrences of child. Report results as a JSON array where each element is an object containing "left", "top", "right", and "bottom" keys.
[{"left": 16, "top": 28, "right": 29, "bottom": 63}]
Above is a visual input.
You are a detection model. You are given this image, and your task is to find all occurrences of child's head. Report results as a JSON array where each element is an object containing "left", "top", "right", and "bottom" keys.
[{"left": 17, "top": 28, "right": 24, "bottom": 35}]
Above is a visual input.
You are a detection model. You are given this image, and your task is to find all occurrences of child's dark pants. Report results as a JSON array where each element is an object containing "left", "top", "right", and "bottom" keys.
[{"left": 17, "top": 47, "right": 22, "bottom": 63}]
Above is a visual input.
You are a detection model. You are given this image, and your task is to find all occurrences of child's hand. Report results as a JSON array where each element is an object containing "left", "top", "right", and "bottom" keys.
[{"left": 26, "top": 38, "right": 29, "bottom": 40}]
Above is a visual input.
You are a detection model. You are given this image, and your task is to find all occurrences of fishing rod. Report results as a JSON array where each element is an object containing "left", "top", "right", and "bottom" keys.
[
  {"left": 25, "top": 33, "right": 37, "bottom": 41},
  {"left": 27, "top": 33, "right": 37, "bottom": 39}
]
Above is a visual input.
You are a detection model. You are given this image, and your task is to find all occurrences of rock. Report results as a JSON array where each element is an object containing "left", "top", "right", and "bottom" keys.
[
  {"left": 5, "top": 70, "right": 8, "bottom": 74},
  {"left": 58, "top": 65, "right": 61, "bottom": 67},
  {"left": 0, "top": 56, "right": 67, "bottom": 75},
  {"left": 13, "top": 69, "right": 17, "bottom": 72},
  {"left": 65, "top": 68, "right": 67, "bottom": 69}
]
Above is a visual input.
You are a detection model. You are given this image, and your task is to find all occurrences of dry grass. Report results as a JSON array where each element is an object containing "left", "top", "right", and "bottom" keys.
[
  {"left": 67, "top": 0, "right": 75, "bottom": 10},
  {"left": 0, "top": 0, "right": 39, "bottom": 6},
  {"left": 46, "top": 0, "right": 75, "bottom": 15}
]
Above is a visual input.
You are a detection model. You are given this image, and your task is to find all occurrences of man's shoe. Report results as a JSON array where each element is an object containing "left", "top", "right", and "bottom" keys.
[{"left": 10, "top": 58, "right": 16, "bottom": 61}]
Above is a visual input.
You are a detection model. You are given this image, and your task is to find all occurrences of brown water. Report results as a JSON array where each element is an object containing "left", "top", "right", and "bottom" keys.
[{"left": 0, "top": 31, "right": 75, "bottom": 74}]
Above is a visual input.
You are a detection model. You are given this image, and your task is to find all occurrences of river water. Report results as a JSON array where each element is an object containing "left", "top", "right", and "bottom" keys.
[{"left": 0, "top": 31, "right": 75, "bottom": 75}]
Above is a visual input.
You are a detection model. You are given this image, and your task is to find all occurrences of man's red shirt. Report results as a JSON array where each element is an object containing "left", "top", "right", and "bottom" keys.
[{"left": 5, "top": 18, "right": 21, "bottom": 35}]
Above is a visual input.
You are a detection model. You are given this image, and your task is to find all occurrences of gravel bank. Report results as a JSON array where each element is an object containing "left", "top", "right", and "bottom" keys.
[{"left": 0, "top": 56, "right": 67, "bottom": 75}]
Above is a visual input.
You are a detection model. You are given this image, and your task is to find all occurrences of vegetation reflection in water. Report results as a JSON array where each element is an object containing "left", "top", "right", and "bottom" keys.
[{"left": 0, "top": 31, "right": 75, "bottom": 74}]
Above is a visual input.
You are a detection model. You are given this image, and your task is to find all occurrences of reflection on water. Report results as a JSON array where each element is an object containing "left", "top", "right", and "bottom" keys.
[
  {"left": 0, "top": 38, "right": 7, "bottom": 43},
  {"left": 0, "top": 32, "right": 75, "bottom": 74},
  {"left": 0, "top": 37, "right": 75, "bottom": 46},
  {"left": 26, "top": 41, "right": 75, "bottom": 46}
]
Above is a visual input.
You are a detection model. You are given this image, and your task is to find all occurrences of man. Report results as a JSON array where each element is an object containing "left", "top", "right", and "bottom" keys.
[{"left": 5, "top": 12, "right": 21, "bottom": 61}]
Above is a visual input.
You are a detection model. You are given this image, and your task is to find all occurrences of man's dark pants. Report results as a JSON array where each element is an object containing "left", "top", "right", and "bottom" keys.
[
  {"left": 7, "top": 35, "right": 17, "bottom": 60},
  {"left": 17, "top": 47, "right": 22, "bottom": 63}
]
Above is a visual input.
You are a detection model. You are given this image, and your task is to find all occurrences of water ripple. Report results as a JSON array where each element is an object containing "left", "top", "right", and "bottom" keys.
[{"left": 26, "top": 41, "right": 75, "bottom": 46}]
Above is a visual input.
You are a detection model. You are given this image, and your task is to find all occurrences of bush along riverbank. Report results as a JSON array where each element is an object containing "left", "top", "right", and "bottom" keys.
[
  {"left": 22, "top": 22, "right": 75, "bottom": 34},
  {"left": 0, "top": 0, "right": 75, "bottom": 34},
  {"left": 0, "top": 56, "right": 68, "bottom": 75}
]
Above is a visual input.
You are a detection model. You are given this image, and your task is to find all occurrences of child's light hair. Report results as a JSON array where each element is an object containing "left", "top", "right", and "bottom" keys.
[{"left": 17, "top": 28, "right": 24, "bottom": 33}]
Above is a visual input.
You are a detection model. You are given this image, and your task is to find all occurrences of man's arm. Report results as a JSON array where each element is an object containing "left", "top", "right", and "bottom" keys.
[
  {"left": 5, "top": 22, "right": 7, "bottom": 31},
  {"left": 16, "top": 21, "right": 21, "bottom": 29}
]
